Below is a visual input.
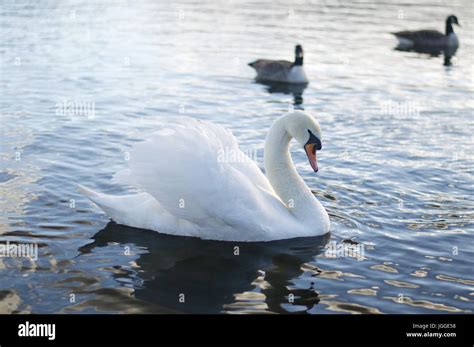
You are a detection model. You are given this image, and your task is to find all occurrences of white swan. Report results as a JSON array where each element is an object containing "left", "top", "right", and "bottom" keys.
[{"left": 78, "top": 111, "right": 330, "bottom": 241}]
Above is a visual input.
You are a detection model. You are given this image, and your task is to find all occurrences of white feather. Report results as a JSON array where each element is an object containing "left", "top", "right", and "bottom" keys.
[
  {"left": 79, "top": 113, "right": 330, "bottom": 241},
  {"left": 288, "top": 66, "right": 309, "bottom": 83},
  {"left": 395, "top": 37, "right": 414, "bottom": 49}
]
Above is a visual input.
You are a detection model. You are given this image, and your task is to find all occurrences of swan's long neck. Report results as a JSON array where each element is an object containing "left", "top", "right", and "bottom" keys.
[{"left": 264, "top": 117, "right": 319, "bottom": 221}]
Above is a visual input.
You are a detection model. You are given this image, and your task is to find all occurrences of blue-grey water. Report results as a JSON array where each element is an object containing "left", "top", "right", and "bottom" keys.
[{"left": 0, "top": 0, "right": 473, "bottom": 314}]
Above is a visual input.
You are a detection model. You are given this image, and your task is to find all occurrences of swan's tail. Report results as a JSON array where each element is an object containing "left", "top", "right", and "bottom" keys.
[
  {"left": 77, "top": 184, "right": 101, "bottom": 201},
  {"left": 76, "top": 184, "right": 125, "bottom": 221},
  {"left": 77, "top": 184, "right": 162, "bottom": 228}
]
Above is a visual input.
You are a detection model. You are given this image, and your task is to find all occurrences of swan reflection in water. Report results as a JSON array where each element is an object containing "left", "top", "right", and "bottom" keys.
[
  {"left": 257, "top": 81, "right": 308, "bottom": 105},
  {"left": 79, "top": 222, "right": 330, "bottom": 314}
]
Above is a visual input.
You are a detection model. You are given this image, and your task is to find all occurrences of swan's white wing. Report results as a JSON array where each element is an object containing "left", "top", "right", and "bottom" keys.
[{"left": 114, "top": 118, "right": 293, "bottom": 237}]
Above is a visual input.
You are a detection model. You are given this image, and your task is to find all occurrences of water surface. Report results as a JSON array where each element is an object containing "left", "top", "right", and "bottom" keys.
[{"left": 0, "top": 0, "right": 473, "bottom": 314}]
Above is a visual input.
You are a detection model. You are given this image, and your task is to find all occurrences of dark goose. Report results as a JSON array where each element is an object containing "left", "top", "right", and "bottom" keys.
[
  {"left": 392, "top": 15, "right": 460, "bottom": 57},
  {"left": 248, "top": 44, "right": 309, "bottom": 84}
]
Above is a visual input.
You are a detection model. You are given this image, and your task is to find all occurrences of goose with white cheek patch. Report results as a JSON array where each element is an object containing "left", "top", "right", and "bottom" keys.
[
  {"left": 392, "top": 15, "right": 460, "bottom": 52},
  {"left": 78, "top": 111, "right": 330, "bottom": 242},
  {"left": 248, "top": 45, "right": 309, "bottom": 84}
]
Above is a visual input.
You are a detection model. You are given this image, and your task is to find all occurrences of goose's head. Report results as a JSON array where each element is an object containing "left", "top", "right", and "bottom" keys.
[
  {"left": 294, "top": 44, "right": 304, "bottom": 66},
  {"left": 447, "top": 15, "right": 460, "bottom": 27},
  {"left": 285, "top": 111, "right": 322, "bottom": 172}
]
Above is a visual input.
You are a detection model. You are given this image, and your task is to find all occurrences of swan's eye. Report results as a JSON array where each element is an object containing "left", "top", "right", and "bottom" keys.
[{"left": 306, "top": 129, "right": 322, "bottom": 151}]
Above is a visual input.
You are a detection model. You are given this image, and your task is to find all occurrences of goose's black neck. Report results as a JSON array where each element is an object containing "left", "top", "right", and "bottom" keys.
[
  {"left": 446, "top": 21, "right": 454, "bottom": 35},
  {"left": 293, "top": 57, "right": 303, "bottom": 66}
]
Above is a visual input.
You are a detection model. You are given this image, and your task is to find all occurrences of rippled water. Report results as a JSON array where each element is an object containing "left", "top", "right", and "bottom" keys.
[{"left": 1, "top": 0, "right": 473, "bottom": 314}]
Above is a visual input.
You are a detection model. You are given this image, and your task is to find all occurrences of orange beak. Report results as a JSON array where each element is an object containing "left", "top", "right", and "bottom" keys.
[{"left": 304, "top": 143, "right": 318, "bottom": 172}]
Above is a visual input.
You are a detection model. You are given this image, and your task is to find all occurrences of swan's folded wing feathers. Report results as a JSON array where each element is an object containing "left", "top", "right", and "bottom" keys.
[
  {"left": 114, "top": 118, "right": 289, "bottom": 233},
  {"left": 114, "top": 120, "right": 219, "bottom": 224}
]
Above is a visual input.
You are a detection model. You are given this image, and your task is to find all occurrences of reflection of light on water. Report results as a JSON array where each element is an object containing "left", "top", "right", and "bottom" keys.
[
  {"left": 60, "top": 287, "right": 173, "bottom": 314},
  {"left": 410, "top": 269, "right": 428, "bottom": 277},
  {"left": 0, "top": 290, "right": 30, "bottom": 314},
  {"left": 301, "top": 262, "right": 366, "bottom": 282},
  {"left": 0, "top": 123, "right": 41, "bottom": 233},
  {"left": 436, "top": 274, "right": 474, "bottom": 286},
  {"left": 319, "top": 300, "right": 383, "bottom": 314},
  {"left": 370, "top": 264, "right": 398, "bottom": 273},
  {"left": 348, "top": 288, "right": 377, "bottom": 296},
  {"left": 1, "top": 0, "right": 473, "bottom": 314},
  {"left": 251, "top": 270, "right": 271, "bottom": 290},
  {"left": 454, "top": 295, "right": 472, "bottom": 302},
  {"left": 383, "top": 296, "right": 464, "bottom": 313},
  {"left": 384, "top": 280, "right": 419, "bottom": 289},
  {"left": 224, "top": 291, "right": 271, "bottom": 314}
]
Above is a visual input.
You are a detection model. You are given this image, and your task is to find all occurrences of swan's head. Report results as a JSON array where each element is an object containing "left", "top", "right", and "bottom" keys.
[{"left": 284, "top": 111, "right": 322, "bottom": 172}]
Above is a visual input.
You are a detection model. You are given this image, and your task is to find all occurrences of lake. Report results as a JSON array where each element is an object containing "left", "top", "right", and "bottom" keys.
[{"left": 0, "top": 0, "right": 473, "bottom": 314}]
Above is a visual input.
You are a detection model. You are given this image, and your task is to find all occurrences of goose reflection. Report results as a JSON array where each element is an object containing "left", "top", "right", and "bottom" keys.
[
  {"left": 394, "top": 45, "right": 458, "bottom": 66},
  {"left": 442, "top": 46, "right": 458, "bottom": 66},
  {"left": 79, "top": 222, "right": 330, "bottom": 314},
  {"left": 257, "top": 81, "right": 308, "bottom": 105}
]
